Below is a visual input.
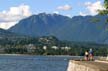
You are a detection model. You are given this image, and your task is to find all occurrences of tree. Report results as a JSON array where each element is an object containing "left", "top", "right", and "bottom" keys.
[
  {"left": 98, "top": 0, "right": 108, "bottom": 15},
  {"left": 104, "top": 0, "right": 108, "bottom": 9}
]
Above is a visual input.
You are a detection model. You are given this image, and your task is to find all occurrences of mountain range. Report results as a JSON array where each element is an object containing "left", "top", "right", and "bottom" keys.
[
  {"left": 0, "top": 13, "right": 108, "bottom": 44},
  {"left": 0, "top": 28, "right": 17, "bottom": 38}
]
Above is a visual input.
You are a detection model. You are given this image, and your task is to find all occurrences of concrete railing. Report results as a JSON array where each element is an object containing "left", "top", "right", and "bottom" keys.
[{"left": 67, "top": 60, "right": 108, "bottom": 71}]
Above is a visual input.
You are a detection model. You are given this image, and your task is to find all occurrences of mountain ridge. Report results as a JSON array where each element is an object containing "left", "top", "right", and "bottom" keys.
[{"left": 8, "top": 13, "right": 108, "bottom": 43}]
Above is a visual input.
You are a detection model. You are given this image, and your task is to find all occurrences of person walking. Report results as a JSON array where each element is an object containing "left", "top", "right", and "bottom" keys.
[
  {"left": 85, "top": 50, "right": 89, "bottom": 61},
  {"left": 89, "top": 48, "right": 94, "bottom": 61}
]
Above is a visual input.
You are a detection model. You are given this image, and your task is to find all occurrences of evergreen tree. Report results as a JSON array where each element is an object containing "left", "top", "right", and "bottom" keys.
[{"left": 98, "top": 0, "right": 108, "bottom": 15}]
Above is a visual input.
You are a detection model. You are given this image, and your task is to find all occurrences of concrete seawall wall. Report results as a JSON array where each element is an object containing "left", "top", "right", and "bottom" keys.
[{"left": 67, "top": 60, "right": 108, "bottom": 71}]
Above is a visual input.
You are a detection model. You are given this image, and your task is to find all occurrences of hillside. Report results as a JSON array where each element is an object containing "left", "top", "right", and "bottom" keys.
[
  {"left": 0, "top": 28, "right": 18, "bottom": 38},
  {"left": 8, "top": 13, "right": 108, "bottom": 43}
]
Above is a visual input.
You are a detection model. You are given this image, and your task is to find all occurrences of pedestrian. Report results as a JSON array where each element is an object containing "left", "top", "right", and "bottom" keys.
[
  {"left": 85, "top": 50, "right": 89, "bottom": 61},
  {"left": 89, "top": 48, "right": 94, "bottom": 61}
]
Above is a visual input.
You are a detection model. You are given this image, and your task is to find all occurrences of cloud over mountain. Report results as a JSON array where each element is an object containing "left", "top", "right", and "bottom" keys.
[
  {"left": 0, "top": 4, "right": 32, "bottom": 29},
  {"left": 80, "top": 1, "right": 104, "bottom": 16},
  {"left": 57, "top": 4, "right": 72, "bottom": 11}
]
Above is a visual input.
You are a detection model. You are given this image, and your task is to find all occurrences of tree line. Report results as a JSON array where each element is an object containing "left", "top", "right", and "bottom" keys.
[{"left": 0, "top": 36, "right": 108, "bottom": 56}]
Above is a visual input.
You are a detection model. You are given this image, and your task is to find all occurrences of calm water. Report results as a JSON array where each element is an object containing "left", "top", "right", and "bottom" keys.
[{"left": 0, "top": 55, "right": 81, "bottom": 71}]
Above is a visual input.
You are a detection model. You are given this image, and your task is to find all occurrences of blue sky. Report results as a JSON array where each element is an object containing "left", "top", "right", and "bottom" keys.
[
  {"left": 0, "top": 0, "right": 104, "bottom": 16},
  {"left": 0, "top": 0, "right": 104, "bottom": 29}
]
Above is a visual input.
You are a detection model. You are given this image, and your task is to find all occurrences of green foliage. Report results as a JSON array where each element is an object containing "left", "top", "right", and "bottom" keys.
[
  {"left": 98, "top": 0, "right": 108, "bottom": 15},
  {"left": 0, "top": 36, "right": 108, "bottom": 56},
  {"left": 98, "top": 10, "right": 108, "bottom": 15},
  {"left": 105, "top": 18, "right": 108, "bottom": 24},
  {"left": 90, "top": 18, "right": 100, "bottom": 23},
  {"left": 104, "top": 0, "right": 108, "bottom": 9}
]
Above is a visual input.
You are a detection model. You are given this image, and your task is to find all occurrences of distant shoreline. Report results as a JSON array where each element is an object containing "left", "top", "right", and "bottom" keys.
[
  {"left": 0, "top": 54, "right": 23, "bottom": 56},
  {"left": 0, "top": 54, "right": 83, "bottom": 57}
]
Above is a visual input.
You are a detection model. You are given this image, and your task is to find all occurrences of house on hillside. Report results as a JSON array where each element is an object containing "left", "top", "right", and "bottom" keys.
[{"left": 26, "top": 44, "right": 36, "bottom": 53}]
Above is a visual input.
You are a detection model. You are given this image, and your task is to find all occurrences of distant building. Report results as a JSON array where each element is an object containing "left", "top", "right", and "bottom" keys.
[
  {"left": 61, "top": 46, "right": 70, "bottom": 50},
  {"left": 26, "top": 44, "right": 36, "bottom": 53},
  {"left": 65, "top": 46, "right": 71, "bottom": 50},
  {"left": 43, "top": 46, "right": 47, "bottom": 50},
  {"left": 51, "top": 46, "right": 58, "bottom": 50}
]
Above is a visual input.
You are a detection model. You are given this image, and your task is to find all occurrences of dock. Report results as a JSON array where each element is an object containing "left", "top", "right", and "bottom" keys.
[{"left": 67, "top": 60, "right": 108, "bottom": 71}]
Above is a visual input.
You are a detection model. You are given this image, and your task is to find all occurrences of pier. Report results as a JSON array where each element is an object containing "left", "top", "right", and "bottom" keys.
[{"left": 67, "top": 60, "right": 108, "bottom": 71}]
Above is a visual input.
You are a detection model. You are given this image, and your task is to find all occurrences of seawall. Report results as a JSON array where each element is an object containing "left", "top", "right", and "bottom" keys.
[{"left": 67, "top": 60, "right": 108, "bottom": 71}]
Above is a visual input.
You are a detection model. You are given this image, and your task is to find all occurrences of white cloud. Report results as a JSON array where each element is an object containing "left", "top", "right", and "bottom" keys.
[
  {"left": 85, "top": 1, "right": 104, "bottom": 15},
  {"left": 0, "top": 4, "right": 32, "bottom": 29},
  {"left": 65, "top": 14, "right": 72, "bottom": 18},
  {"left": 53, "top": 11, "right": 59, "bottom": 14},
  {"left": 57, "top": 4, "right": 72, "bottom": 11},
  {"left": 0, "top": 22, "right": 18, "bottom": 29},
  {"left": 80, "top": 1, "right": 104, "bottom": 16},
  {"left": 79, "top": 12, "right": 87, "bottom": 16}
]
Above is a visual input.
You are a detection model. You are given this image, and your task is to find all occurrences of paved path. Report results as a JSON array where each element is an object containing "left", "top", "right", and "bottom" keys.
[
  {"left": 95, "top": 60, "right": 108, "bottom": 63},
  {"left": 71, "top": 60, "right": 108, "bottom": 71}
]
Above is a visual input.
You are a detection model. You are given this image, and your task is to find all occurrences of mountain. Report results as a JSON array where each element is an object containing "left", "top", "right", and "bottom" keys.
[
  {"left": 0, "top": 28, "right": 28, "bottom": 40},
  {"left": 8, "top": 13, "right": 71, "bottom": 38},
  {"left": 8, "top": 13, "right": 108, "bottom": 43},
  {"left": 0, "top": 28, "right": 16, "bottom": 37}
]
